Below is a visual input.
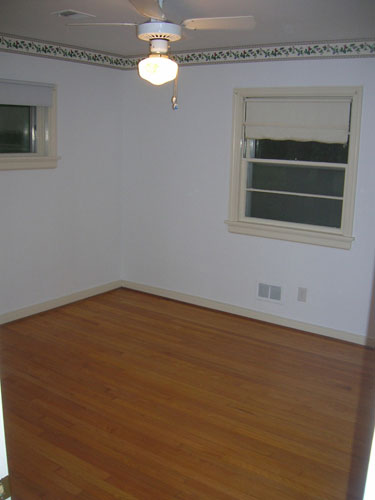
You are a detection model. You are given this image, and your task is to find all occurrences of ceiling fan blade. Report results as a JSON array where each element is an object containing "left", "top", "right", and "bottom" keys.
[
  {"left": 68, "top": 22, "right": 137, "bottom": 26},
  {"left": 182, "top": 15, "right": 255, "bottom": 31},
  {"left": 128, "top": 0, "right": 166, "bottom": 21}
]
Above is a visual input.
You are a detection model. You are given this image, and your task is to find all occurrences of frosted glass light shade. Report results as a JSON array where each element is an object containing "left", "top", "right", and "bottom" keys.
[{"left": 138, "top": 55, "right": 178, "bottom": 86}]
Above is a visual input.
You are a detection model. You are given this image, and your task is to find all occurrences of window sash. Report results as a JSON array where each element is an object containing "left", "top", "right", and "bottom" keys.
[
  {"left": 244, "top": 191, "right": 344, "bottom": 228},
  {"left": 239, "top": 159, "right": 347, "bottom": 230},
  {"left": 245, "top": 189, "right": 344, "bottom": 201},
  {"left": 242, "top": 158, "right": 348, "bottom": 192}
]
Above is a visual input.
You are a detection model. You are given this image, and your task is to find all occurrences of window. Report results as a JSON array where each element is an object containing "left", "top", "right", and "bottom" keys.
[
  {"left": 226, "top": 87, "right": 363, "bottom": 249},
  {"left": 0, "top": 79, "right": 58, "bottom": 170}
]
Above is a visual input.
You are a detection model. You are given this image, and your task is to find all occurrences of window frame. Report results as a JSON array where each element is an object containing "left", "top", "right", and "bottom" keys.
[
  {"left": 226, "top": 86, "right": 363, "bottom": 249},
  {"left": 0, "top": 82, "right": 58, "bottom": 171}
]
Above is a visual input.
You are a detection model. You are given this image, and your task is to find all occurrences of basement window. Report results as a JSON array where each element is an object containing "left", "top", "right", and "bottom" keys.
[
  {"left": 226, "top": 87, "right": 363, "bottom": 249},
  {"left": 0, "top": 79, "right": 58, "bottom": 170}
]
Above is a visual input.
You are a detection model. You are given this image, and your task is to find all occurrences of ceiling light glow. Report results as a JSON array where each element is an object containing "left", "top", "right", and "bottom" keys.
[{"left": 138, "top": 54, "right": 178, "bottom": 86}]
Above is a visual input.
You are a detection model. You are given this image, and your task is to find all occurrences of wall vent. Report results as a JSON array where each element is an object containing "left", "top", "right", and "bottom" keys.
[{"left": 257, "top": 282, "right": 282, "bottom": 302}]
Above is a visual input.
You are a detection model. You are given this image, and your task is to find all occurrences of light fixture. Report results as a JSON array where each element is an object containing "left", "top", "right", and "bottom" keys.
[
  {"left": 138, "top": 38, "right": 179, "bottom": 86},
  {"left": 138, "top": 54, "right": 178, "bottom": 85}
]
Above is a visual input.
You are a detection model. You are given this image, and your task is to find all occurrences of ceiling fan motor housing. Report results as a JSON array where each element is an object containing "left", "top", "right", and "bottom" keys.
[
  {"left": 148, "top": 39, "right": 168, "bottom": 54},
  {"left": 137, "top": 22, "right": 182, "bottom": 43}
]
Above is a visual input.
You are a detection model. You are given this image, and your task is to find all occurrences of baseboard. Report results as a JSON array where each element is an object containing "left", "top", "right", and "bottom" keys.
[
  {"left": 122, "top": 280, "right": 374, "bottom": 348},
  {"left": 0, "top": 281, "right": 123, "bottom": 326},
  {"left": 1, "top": 279, "right": 373, "bottom": 348}
]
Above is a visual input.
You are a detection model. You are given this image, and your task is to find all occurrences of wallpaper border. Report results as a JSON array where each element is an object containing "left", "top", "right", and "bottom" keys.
[{"left": 0, "top": 33, "right": 374, "bottom": 69}]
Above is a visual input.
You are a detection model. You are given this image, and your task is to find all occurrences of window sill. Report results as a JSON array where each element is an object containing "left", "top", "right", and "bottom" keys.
[
  {"left": 0, "top": 155, "right": 60, "bottom": 171},
  {"left": 225, "top": 220, "right": 354, "bottom": 249}
]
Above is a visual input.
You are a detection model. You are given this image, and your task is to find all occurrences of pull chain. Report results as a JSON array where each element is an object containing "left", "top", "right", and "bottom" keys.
[{"left": 171, "top": 71, "right": 179, "bottom": 110}]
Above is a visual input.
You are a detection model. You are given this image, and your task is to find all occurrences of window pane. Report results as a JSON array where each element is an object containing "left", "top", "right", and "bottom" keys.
[
  {"left": 245, "top": 191, "right": 343, "bottom": 228},
  {"left": 247, "top": 163, "right": 345, "bottom": 197},
  {"left": 0, "top": 105, "right": 32, "bottom": 153},
  {"left": 247, "top": 138, "right": 348, "bottom": 163}
]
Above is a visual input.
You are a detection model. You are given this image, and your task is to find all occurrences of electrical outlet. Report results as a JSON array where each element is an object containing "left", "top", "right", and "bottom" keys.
[{"left": 297, "top": 287, "right": 307, "bottom": 302}]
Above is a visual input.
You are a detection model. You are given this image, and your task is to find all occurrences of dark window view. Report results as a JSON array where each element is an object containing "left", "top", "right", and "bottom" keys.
[
  {"left": 247, "top": 163, "right": 345, "bottom": 197},
  {"left": 253, "top": 139, "right": 348, "bottom": 164},
  {"left": 245, "top": 139, "right": 347, "bottom": 229},
  {"left": 0, "top": 105, "right": 34, "bottom": 153},
  {"left": 245, "top": 191, "right": 343, "bottom": 228}
]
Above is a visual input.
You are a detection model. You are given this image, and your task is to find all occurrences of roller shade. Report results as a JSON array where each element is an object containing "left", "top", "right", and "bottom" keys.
[
  {"left": 245, "top": 97, "right": 351, "bottom": 144},
  {"left": 0, "top": 79, "right": 54, "bottom": 107}
]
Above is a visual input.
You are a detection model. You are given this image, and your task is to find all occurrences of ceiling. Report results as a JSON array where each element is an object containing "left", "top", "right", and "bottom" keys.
[{"left": 1, "top": 0, "right": 374, "bottom": 58}]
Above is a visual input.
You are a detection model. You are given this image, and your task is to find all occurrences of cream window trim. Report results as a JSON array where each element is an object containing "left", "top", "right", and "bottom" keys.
[
  {"left": 227, "top": 86, "right": 363, "bottom": 249},
  {"left": 0, "top": 81, "right": 59, "bottom": 171},
  {"left": 225, "top": 220, "right": 354, "bottom": 249},
  {"left": 0, "top": 155, "right": 59, "bottom": 171}
]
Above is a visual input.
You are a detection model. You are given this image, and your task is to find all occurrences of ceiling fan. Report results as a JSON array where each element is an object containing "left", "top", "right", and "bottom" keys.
[{"left": 69, "top": 0, "right": 256, "bottom": 88}]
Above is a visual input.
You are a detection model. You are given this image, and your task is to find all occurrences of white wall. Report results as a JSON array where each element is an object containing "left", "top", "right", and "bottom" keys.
[
  {"left": 121, "top": 57, "right": 375, "bottom": 342},
  {"left": 0, "top": 51, "right": 374, "bottom": 344},
  {"left": 0, "top": 52, "right": 124, "bottom": 315}
]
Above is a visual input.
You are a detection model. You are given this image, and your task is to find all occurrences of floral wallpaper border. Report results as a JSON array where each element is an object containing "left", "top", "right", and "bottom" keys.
[
  {"left": 172, "top": 39, "right": 375, "bottom": 66},
  {"left": 0, "top": 33, "right": 374, "bottom": 70}
]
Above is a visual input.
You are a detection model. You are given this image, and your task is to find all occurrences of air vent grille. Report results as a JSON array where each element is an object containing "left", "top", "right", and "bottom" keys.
[
  {"left": 138, "top": 32, "right": 181, "bottom": 42},
  {"left": 257, "top": 282, "right": 282, "bottom": 302},
  {"left": 51, "top": 10, "right": 96, "bottom": 20}
]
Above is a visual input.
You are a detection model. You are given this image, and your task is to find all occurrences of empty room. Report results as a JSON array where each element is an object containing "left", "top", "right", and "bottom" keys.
[{"left": 0, "top": 1, "right": 375, "bottom": 499}]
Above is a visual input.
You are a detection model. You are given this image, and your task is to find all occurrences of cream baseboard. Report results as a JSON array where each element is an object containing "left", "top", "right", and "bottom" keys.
[
  {"left": 0, "top": 281, "right": 122, "bottom": 326},
  {"left": 122, "top": 280, "right": 375, "bottom": 348},
  {"left": 1, "top": 279, "right": 373, "bottom": 348}
]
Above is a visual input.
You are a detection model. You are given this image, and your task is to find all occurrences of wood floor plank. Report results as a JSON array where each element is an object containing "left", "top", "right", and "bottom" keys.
[{"left": 0, "top": 288, "right": 374, "bottom": 499}]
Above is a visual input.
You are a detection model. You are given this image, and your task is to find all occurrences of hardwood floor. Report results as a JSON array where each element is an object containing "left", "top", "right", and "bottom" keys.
[{"left": 0, "top": 288, "right": 374, "bottom": 499}]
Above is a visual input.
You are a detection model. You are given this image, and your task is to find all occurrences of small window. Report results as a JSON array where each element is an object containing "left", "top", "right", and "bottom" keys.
[
  {"left": 0, "top": 79, "right": 58, "bottom": 171},
  {"left": 226, "top": 87, "right": 363, "bottom": 249},
  {"left": 0, "top": 105, "right": 36, "bottom": 153}
]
